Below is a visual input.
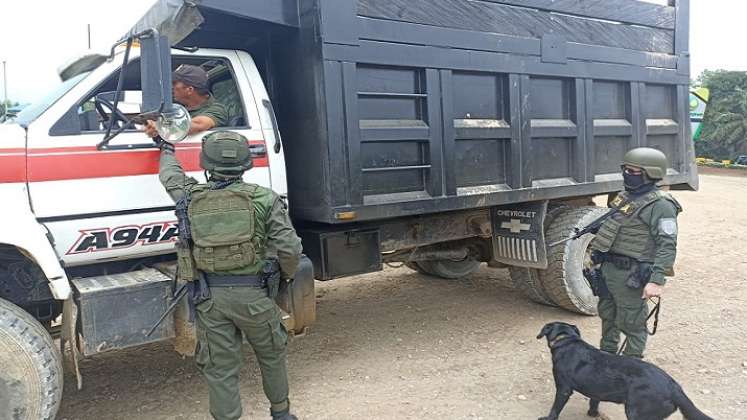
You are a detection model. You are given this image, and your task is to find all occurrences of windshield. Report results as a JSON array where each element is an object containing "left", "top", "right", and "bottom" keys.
[{"left": 9, "top": 72, "right": 91, "bottom": 127}]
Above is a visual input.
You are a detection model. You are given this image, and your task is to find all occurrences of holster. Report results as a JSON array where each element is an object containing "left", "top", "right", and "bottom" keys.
[
  {"left": 261, "top": 259, "right": 282, "bottom": 299},
  {"left": 584, "top": 267, "right": 610, "bottom": 299},
  {"left": 626, "top": 262, "right": 653, "bottom": 290},
  {"left": 186, "top": 274, "right": 211, "bottom": 322}
]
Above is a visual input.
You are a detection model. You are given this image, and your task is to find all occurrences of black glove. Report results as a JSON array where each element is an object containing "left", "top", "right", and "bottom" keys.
[{"left": 153, "top": 137, "right": 175, "bottom": 152}]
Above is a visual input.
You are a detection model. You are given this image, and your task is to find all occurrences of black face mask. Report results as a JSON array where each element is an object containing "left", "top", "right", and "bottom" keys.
[
  {"left": 623, "top": 171, "right": 646, "bottom": 190},
  {"left": 622, "top": 171, "right": 656, "bottom": 195}
]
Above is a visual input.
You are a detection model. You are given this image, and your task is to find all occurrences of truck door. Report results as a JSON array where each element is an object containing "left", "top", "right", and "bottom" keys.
[{"left": 26, "top": 49, "right": 273, "bottom": 266}]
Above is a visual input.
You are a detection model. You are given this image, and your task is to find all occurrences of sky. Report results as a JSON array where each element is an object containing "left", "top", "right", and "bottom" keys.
[{"left": 0, "top": 0, "right": 745, "bottom": 105}]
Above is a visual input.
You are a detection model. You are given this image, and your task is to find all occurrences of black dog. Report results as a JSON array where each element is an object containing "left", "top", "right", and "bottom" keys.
[{"left": 536, "top": 322, "right": 713, "bottom": 420}]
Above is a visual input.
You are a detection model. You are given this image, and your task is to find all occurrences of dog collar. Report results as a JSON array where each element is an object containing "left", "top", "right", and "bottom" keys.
[{"left": 549, "top": 334, "right": 570, "bottom": 348}]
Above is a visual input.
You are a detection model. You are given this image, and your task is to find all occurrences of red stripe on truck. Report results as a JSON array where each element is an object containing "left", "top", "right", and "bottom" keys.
[
  {"left": 0, "top": 142, "right": 269, "bottom": 183},
  {"left": 0, "top": 150, "right": 27, "bottom": 183}
]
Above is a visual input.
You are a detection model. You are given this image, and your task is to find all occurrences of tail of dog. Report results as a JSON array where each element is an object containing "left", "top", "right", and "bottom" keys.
[{"left": 673, "top": 384, "right": 714, "bottom": 420}]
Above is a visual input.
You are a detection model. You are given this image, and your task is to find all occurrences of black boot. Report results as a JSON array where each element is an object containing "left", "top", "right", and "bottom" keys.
[{"left": 271, "top": 409, "right": 297, "bottom": 420}]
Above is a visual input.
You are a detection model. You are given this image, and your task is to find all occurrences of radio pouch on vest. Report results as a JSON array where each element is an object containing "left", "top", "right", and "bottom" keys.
[{"left": 188, "top": 187, "right": 257, "bottom": 272}]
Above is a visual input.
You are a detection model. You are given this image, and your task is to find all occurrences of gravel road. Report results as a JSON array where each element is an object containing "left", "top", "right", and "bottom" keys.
[{"left": 58, "top": 174, "right": 747, "bottom": 420}]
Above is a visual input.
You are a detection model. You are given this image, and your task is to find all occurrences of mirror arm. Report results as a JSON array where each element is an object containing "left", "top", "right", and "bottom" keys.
[{"left": 98, "top": 37, "right": 134, "bottom": 150}]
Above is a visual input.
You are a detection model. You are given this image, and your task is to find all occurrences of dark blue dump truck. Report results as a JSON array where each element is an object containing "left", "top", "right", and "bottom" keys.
[
  {"left": 134, "top": 0, "right": 694, "bottom": 309},
  {"left": 0, "top": 1, "right": 695, "bottom": 417}
]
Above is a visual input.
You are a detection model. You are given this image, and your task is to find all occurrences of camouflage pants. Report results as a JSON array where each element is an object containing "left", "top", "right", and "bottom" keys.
[
  {"left": 597, "top": 262, "right": 649, "bottom": 357},
  {"left": 195, "top": 286, "right": 290, "bottom": 420}
]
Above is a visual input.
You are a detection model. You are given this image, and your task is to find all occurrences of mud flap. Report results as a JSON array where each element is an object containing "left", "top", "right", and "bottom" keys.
[
  {"left": 154, "top": 263, "right": 198, "bottom": 357},
  {"left": 490, "top": 201, "right": 548, "bottom": 269},
  {"left": 276, "top": 255, "right": 316, "bottom": 336},
  {"left": 61, "top": 298, "right": 83, "bottom": 390},
  {"left": 172, "top": 281, "right": 198, "bottom": 357}
]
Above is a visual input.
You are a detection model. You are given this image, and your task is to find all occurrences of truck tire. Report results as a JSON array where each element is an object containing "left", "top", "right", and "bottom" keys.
[
  {"left": 0, "top": 298, "right": 63, "bottom": 420},
  {"left": 509, "top": 267, "right": 555, "bottom": 306},
  {"left": 416, "top": 259, "right": 482, "bottom": 279},
  {"left": 540, "top": 207, "right": 607, "bottom": 315},
  {"left": 508, "top": 205, "right": 566, "bottom": 306}
]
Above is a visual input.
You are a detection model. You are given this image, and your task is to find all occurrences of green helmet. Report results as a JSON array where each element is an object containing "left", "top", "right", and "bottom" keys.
[
  {"left": 200, "top": 130, "right": 253, "bottom": 178},
  {"left": 622, "top": 147, "right": 668, "bottom": 180}
]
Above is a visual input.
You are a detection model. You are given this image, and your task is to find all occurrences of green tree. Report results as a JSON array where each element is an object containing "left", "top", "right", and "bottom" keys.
[
  {"left": 695, "top": 70, "right": 747, "bottom": 159},
  {"left": 709, "top": 87, "right": 747, "bottom": 157}
]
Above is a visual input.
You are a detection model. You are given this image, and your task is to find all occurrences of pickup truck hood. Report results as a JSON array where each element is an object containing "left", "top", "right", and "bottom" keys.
[
  {"left": 0, "top": 123, "right": 27, "bottom": 183},
  {"left": 0, "top": 122, "right": 27, "bottom": 148}
]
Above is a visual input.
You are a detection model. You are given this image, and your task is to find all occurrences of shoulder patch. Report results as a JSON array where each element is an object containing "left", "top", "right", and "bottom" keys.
[{"left": 658, "top": 218, "right": 678, "bottom": 236}]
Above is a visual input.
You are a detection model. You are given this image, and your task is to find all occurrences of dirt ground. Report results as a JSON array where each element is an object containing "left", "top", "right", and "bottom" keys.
[{"left": 58, "top": 174, "right": 747, "bottom": 420}]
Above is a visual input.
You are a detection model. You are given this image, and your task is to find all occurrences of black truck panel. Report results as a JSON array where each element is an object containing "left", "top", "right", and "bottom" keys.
[{"left": 172, "top": 0, "right": 694, "bottom": 225}]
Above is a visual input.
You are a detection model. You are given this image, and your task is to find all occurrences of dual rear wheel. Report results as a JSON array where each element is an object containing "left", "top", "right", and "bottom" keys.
[
  {"left": 509, "top": 206, "right": 607, "bottom": 315},
  {"left": 406, "top": 206, "right": 605, "bottom": 315}
]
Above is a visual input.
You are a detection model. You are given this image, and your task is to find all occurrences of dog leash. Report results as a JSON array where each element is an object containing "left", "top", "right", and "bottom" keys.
[{"left": 617, "top": 297, "right": 661, "bottom": 356}]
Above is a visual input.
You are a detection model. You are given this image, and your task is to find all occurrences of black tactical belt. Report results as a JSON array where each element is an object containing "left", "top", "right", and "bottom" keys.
[
  {"left": 204, "top": 274, "right": 266, "bottom": 288},
  {"left": 596, "top": 252, "right": 637, "bottom": 270}
]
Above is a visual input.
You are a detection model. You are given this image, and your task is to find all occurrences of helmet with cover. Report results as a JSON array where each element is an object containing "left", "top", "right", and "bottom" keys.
[
  {"left": 622, "top": 147, "right": 668, "bottom": 180},
  {"left": 200, "top": 130, "right": 253, "bottom": 179}
]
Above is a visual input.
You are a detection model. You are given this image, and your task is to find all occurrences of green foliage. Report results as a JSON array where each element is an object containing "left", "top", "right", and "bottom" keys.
[
  {"left": 695, "top": 70, "right": 747, "bottom": 159},
  {"left": 697, "top": 161, "right": 747, "bottom": 171},
  {"left": 0, "top": 100, "right": 21, "bottom": 119}
]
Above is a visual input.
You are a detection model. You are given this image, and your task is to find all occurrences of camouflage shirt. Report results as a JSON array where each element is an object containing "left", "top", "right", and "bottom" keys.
[{"left": 158, "top": 149, "right": 302, "bottom": 278}]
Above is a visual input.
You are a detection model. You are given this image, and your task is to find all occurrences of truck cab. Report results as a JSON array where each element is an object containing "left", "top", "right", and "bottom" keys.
[
  {"left": 20, "top": 48, "right": 283, "bottom": 266},
  {"left": 0, "top": 46, "right": 314, "bottom": 419}
]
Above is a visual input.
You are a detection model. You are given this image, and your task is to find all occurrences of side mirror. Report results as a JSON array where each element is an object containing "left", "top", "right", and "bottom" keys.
[
  {"left": 156, "top": 105, "right": 191, "bottom": 143},
  {"left": 97, "top": 30, "right": 177, "bottom": 150}
]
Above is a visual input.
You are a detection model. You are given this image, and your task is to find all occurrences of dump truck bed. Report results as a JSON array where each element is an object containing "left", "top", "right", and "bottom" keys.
[{"left": 129, "top": 0, "right": 695, "bottom": 224}]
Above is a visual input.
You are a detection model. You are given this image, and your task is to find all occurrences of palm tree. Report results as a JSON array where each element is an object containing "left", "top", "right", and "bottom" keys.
[{"left": 710, "top": 87, "right": 747, "bottom": 156}]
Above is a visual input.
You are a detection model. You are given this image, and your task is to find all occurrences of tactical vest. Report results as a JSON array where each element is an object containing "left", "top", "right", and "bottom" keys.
[
  {"left": 187, "top": 182, "right": 275, "bottom": 275},
  {"left": 591, "top": 190, "right": 680, "bottom": 262}
]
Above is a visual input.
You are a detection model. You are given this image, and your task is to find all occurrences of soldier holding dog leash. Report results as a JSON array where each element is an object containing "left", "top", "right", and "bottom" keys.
[{"left": 556, "top": 148, "right": 682, "bottom": 358}]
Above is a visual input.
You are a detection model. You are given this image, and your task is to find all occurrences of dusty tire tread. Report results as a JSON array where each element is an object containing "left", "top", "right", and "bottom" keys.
[
  {"left": 0, "top": 298, "right": 63, "bottom": 420},
  {"left": 508, "top": 205, "right": 566, "bottom": 307},
  {"left": 540, "top": 207, "right": 607, "bottom": 315},
  {"left": 509, "top": 267, "right": 556, "bottom": 306}
]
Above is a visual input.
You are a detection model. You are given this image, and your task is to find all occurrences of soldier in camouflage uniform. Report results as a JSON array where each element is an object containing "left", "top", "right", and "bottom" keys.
[
  {"left": 590, "top": 148, "right": 682, "bottom": 358},
  {"left": 158, "top": 131, "right": 302, "bottom": 420}
]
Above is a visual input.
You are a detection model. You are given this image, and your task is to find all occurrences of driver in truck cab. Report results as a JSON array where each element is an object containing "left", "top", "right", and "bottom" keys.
[{"left": 144, "top": 64, "right": 229, "bottom": 137}]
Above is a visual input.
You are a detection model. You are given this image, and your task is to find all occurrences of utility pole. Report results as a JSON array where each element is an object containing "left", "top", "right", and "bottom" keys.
[{"left": 87, "top": 24, "right": 91, "bottom": 50}]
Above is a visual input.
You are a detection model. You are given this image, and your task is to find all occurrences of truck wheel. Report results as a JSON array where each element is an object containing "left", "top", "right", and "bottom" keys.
[
  {"left": 541, "top": 207, "right": 607, "bottom": 315},
  {"left": 509, "top": 267, "right": 555, "bottom": 306},
  {"left": 508, "top": 205, "right": 566, "bottom": 307},
  {"left": 416, "top": 259, "right": 482, "bottom": 279},
  {"left": 0, "top": 298, "right": 63, "bottom": 420}
]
